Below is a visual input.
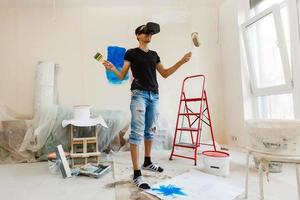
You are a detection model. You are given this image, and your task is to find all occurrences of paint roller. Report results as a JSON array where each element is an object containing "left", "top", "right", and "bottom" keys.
[
  {"left": 190, "top": 32, "right": 201, "bottom": 51},
  {"left": 184, "top": 32, "right": 200, "bottom": 62},
  {"left": 191, "top": 32, "right": 201, "bottom": 47}
]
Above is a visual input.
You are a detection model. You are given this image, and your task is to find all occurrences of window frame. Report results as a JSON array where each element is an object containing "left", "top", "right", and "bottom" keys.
[
  {"left": 289, "top": 0, "right": 300, "bottom": 118},
  {"left": 241, "top": 4, "right": 293, "bottom": 97}
]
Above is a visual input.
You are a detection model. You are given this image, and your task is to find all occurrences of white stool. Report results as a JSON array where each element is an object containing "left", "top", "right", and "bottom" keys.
[{"left": 245, "top": 148, "right": 300, "bottom": 200}]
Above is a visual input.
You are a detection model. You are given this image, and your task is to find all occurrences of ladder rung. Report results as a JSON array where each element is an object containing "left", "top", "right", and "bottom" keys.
[
  {"left": 176, "top": 127, "right": 199, "bottom": 131},
  {"left": 175, "top": 143, "right": 214, "bottom": 149},
  {"left": 172, "top": 154, "right": 196, "bottom": 160},
  {"left": 199, "top": 143, "right": 214, "bottom": 146},
  {"left": 181, "top": 98, "right": 205, "bottom": 102},
  {"left": 178, "top": 113, "right": 201, "bottom": 116},
  {"left": 175, "top": 142, "right": 199, "bottom": 148}
]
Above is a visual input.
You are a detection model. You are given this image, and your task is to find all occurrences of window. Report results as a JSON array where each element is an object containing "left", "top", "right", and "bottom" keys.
[
  {"left": 257, "top": 93, "right": 294, "bottom": 119},
  {"left": 252, "top": 0, "right": 286, "bottom": 13},
  {"left": 242, "top": 0, "right": 299, "bottom": 119}
]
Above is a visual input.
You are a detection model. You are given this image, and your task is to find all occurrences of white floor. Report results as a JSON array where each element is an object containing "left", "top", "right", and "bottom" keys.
[{"left": 0, "top": 147, "right": 298, "bottom": 200}]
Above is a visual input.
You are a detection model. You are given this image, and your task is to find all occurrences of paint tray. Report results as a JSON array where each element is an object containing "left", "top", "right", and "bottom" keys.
[{"left": 79, "top": 163, "right": 111, "bottom": 178}]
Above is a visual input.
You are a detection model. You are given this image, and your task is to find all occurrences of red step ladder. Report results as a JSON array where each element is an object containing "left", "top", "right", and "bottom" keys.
[{"left": 169, "top": 74, "right": 216, "bottom": 165}]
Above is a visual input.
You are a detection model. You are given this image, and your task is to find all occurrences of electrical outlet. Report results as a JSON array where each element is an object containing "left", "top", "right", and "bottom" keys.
[{"left": 231, "top": 136, "right": 238, "bottom": 141}]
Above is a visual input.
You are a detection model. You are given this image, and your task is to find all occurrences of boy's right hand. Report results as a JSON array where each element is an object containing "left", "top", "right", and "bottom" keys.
[
  {"left": 103, "top": 60, "right": 115, "bottom": 71},
  {"left": 180, "top": 52, "right": 192, "bottom": 64}
]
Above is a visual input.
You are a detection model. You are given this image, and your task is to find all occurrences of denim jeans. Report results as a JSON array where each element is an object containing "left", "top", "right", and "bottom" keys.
[{"left": 128, "top": 90, "right": 159, "bottom": 145}]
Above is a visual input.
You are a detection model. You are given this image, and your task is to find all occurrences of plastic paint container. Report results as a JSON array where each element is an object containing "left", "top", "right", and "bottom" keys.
[{"left": 202, "top": 150, "right": 230, "bottom": 177}]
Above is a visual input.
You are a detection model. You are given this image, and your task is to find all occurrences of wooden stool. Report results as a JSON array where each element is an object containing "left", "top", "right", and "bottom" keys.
[
  {"left": 245, "top": 148, "right": 300, "bottom": 200},
  {"left": 69, "top": 125, "right": 100, "bottom": 167}
]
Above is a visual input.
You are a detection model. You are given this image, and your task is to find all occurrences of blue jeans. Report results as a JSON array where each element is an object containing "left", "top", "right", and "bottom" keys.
[{"left": 129, "top": 90, "right": 159, "bottom": 145}]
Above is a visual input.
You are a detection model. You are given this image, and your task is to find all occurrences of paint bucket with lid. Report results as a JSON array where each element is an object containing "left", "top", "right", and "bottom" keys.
[{"left": 202, "top": 150, "right": 230, "bottom": 177}]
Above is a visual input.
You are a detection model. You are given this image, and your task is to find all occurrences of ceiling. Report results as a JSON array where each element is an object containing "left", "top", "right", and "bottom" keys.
[{"left": 0, "top": 0, "right": 225, "bottom": 8}]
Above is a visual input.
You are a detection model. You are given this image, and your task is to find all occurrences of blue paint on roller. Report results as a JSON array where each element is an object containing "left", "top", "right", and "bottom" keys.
[
  {"left": 152, "top": 184, "right": 187, "bottom": 197},
  {"left": 106, "top": 46, "right": 129, "bottom": 84}
]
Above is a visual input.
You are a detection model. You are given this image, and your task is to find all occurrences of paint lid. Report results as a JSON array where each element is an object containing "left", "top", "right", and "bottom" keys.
[{"left": 202, "top": 151, "right": 230, "bottom": 158}]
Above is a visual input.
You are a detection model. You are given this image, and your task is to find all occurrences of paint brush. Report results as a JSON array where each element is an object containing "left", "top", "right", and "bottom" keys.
[{"left": 94, "top": 52, "right": 104, "bottom": 63}]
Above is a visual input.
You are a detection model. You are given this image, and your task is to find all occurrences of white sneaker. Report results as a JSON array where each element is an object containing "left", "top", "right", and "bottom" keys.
[
  {"left": 133, "top": 176, "right": 151, "bottom": 190},
  {"left": 142, "top": 163, "right": 164, "bottom": 172}
]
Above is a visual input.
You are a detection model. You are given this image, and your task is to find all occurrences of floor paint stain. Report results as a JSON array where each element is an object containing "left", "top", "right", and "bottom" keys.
[
  {"left": 106, "top": 46, "right": 129, "bottom": 84},
  {"left": 152, "top": 184, "right": 187, "bottom": 197},
  {"left": 105, "top": 180, "right": 131, "bottom": 188}
]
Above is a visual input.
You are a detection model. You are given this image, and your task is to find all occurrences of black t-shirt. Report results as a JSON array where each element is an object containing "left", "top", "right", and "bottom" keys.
[{"left": 124, "top": 48, "right": 161, "bottom": 93}]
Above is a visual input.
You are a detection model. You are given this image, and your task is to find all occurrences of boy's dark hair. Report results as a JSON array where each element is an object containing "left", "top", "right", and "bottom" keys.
[{"left": 135, "top": 25, "right": 146, "bottom": 35}]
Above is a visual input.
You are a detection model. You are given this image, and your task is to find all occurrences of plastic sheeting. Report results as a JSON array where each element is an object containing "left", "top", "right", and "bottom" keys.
[
  {"left": 0, "top": 104, "right": 16, "bottom": 131},
  {"left": 91, "top": 109, "right": 130, "bottom": 152},
  {"left": 20, "top": 106, "right": 65, "bottom": 153},
  {"left": 28, "top": 106, "right": 72, "bottom": 161},
  {"left": 0, "top": 120, "right": 35, "bottom": 163},
  {"left": 0, "top": 105, "right": 35, "bottom": 163},
  {"left": 0, "top": 105, "right": 130, "bottom": 163}
]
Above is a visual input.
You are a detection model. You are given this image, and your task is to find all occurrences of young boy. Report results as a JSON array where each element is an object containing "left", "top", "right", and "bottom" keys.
[{"left": 103, "top": 23, "right": 192, "bottom": 189}]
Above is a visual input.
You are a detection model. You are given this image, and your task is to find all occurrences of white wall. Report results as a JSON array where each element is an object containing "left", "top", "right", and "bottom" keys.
[
  {"left": 0, "top": 0, "right": 226, "bottom": 143},
  {"left": 219, "top": 0, "right": 250, "bottom": 146}
]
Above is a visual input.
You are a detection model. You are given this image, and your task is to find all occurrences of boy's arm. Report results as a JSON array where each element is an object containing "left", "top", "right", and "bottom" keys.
[
  {"left": 103, "top": 60, "right": 130, "bottom": 80},
  {"left": 156, "top": 52, "right": 192, "bottom": 79}
]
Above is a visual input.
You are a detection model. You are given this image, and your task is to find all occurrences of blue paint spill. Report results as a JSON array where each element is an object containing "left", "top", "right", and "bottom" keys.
[
  {"left": 106, "top": 46, "right": 129, "bottom": 84},
  {"left": 152, "top": 184, "right": 187, "bottom": 198}
]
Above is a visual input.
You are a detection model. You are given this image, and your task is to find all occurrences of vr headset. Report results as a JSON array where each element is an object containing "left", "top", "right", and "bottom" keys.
[{"left": 136, "top": 22, "right": 160, "bottom": 35}]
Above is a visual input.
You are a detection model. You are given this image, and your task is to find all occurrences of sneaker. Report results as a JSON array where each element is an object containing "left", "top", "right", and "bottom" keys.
[
  {"left": 133, "top": 175, "right": 151, "bottom": 190},
  {"left": 142, "top": 163, "right": 164, "bottom": 173}
]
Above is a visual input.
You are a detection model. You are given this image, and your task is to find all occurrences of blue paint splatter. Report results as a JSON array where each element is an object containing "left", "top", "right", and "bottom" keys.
[
  {"left": 152, "top": 184, "right": 187, "bottom": 198},
  {"left": 106, "top": 46, "right": 129, "bottom": 84}
]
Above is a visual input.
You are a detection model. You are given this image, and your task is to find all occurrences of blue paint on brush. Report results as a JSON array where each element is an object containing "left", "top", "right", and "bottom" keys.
[
  {"left": 152, "top": 184, "right": 187, "bottom": 198},
  {"left": 106, "top": 46, "right": 129, "bottom": 84}
]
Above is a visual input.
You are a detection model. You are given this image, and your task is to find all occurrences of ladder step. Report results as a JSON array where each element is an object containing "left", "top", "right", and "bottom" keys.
[
  {"left": 199, "top": 143, "right": 215, "bottom": 146},
  {"left": 175, "top": 142, "right": 199, "bottom": 149},
  {"left": 174, "top": 143, "right": 214, "bottom": 148},
  {"left": 176, "top": 127, "right": 199, "bottom": 131},
  {"left": 172, "top": 154, "right": 196, "bottom": 160},
  {"left": 181, "top": 98, "right": 205, "bottom": 102},
  {"left": 178, "top": 113, "right": 201, "bottom": 116}
]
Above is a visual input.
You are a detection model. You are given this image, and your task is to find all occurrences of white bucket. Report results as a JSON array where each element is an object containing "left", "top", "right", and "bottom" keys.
[{"left": 202, "top": 151, "right": 230, "bottom": 177}]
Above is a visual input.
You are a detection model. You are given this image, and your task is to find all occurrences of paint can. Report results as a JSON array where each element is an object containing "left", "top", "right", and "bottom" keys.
[
  {"left": 202, "top": 150, "right": 230, "bottom": 177},
  {"left": 47, "top": 152, "right": 70, "bottom": 174},
  {"left": 253, "top": 156, "right": 283, "bottom": 173}
]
